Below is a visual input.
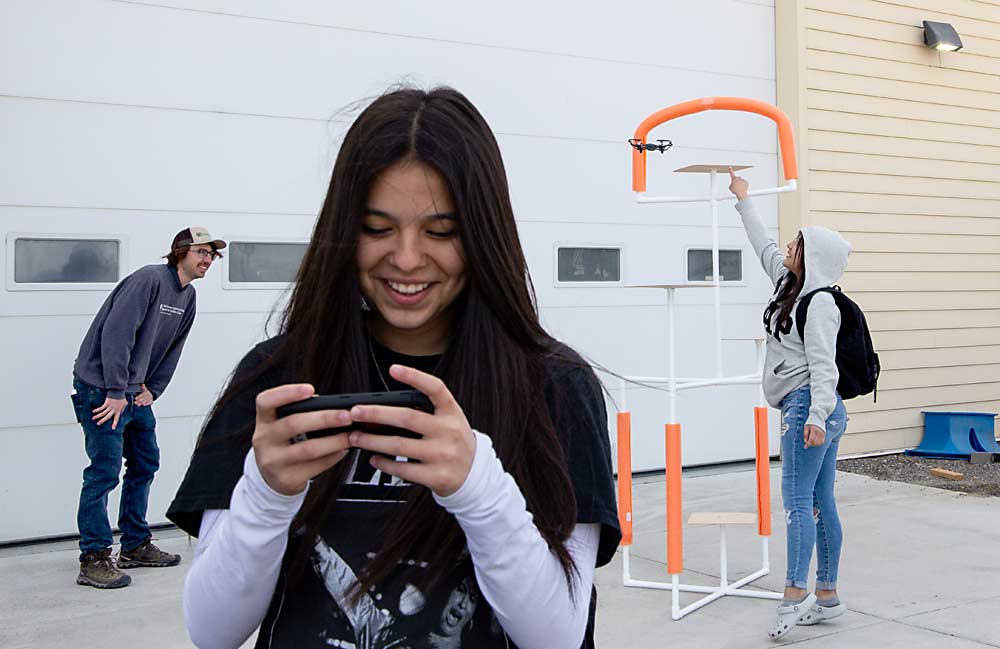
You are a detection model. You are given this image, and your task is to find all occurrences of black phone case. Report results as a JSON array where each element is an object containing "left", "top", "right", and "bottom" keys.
[{"left": 276, "top": 390, "right": 433, "bottom": 441}]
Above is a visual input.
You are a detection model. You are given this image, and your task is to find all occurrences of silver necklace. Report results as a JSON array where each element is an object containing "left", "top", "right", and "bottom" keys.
[
  {"left": 366, "top": 331, "right": 446, "bottom": 390},
  {"left": 367, "top": 333, "right": 391, "bottom": 391}
]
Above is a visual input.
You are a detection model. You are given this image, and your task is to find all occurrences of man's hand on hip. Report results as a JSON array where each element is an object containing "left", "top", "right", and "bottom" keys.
[
  {"left": 135, "top": 384, "right": 154, "bottom": 407},
  {"left": 93, "top": 397, "right": 127, "bottom": 430}
]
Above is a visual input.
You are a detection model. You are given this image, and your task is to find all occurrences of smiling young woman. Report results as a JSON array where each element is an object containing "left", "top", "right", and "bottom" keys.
[
  {"left": 357, "top": 160, "right": 467, "bottom": 356},
  {"left": 167, "top": 87, "right": 620, "bottom": 649}
]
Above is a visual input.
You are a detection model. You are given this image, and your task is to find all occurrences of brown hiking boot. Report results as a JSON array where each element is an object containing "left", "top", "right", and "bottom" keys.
[
  {"left": 77, "top": 548, "right": 131, "bottom": 589},
  {"left": 117, "top": 538, "right": 181, "bottom": 568}
]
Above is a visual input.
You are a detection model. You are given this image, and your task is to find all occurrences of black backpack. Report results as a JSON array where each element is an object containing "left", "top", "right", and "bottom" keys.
[{"left": 796, "top": 286, "right": 880, "bottom": 401}]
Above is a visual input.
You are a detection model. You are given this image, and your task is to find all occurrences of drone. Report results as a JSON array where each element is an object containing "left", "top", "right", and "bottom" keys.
[{"left": 628, "top": 138, "right": 673, "bottom": 153}]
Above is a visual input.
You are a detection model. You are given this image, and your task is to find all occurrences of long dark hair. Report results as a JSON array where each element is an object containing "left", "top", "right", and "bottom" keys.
[
  {"left": 208, "top": 87, "right": 579, "bottom": 597},
  {"left": 763, "top": 232, "right": 804, "bottom": 341}
]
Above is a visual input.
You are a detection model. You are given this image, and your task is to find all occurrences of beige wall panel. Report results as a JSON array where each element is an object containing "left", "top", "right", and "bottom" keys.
[
  {"left": 807, "top": 29, "right": 1000, "bottom": 76},
  {"left": 808, "top": 90, "right": 1000, "bottom": 130},
  {"left": 875, "top": 345, "right": 1000, "bottom": 369},
  {"left": 811, "top": 150, "right": 1000, "bottom": 184},
  {"left": 811, "top": 170, "right": 1000, "bottom": 201},
  {"left": 847, "top": 400, "right": 1000, "bottom": 434},
  {"left": 811, "top": 191, "right": 1000, "bottom": 219},
  {"left": 875, "top": 363, "right": 1000, "bottom": 390},
  {"left": 848, "top": 382, "right": 1000, "bottom": 413},
  {"left": 785, "top": 0, "right": 1000, "bottom": 455},
  {"left": 855, "top": 292, "right": 1000, "bottom": 312},
  {"left": 809, "top": 70, "right": 1000, "bottom": 115},
  {"left": 807, "top": 4, "right": 1000, "bottom": 52},
  {"left": 810, "top": 110, "right": 1000, "bottom": 148},
  {"left": 809, "top": 132, "right": 1000, "bottom": 167},
  {"left": 839, "top": 271, "right": 998, "bottom": 292},
  {"left": 866, "top": 309, "right": 1000, "bottom": 330},
  {"left": 877, "top": 0, "right": 1000, "bottom": 24},
  {"left": 815, "top": 211, "right": 1000, "bottom": 236},
  {"left": 841, "top": 411, "right": 906, "bottom": 436},
  {"left": 837, "top": 427, "right": 924, "bottom": 454},
  {"left": 847, "top": 253, "right": 1000, "bottom": 272},
  {"left": 806, "top": 0, "right": 1000, "bottom": 42},
  {"left": 837, "top": 232, "right": 1000, "bottom": 254},
  {"left": 806, "top": 7, "right": 921, "bottom": 45}
]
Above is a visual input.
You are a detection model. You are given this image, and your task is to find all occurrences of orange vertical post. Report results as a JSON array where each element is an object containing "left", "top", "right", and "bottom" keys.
[
  {"left": 754, "top": 407, "right": 772, "bottom": 536},
  {"left": 665, "top": 423, "right": 683, "bottom": 574},
  {"left": 617, "top": 412, "right": 633, "bottom": 546}
]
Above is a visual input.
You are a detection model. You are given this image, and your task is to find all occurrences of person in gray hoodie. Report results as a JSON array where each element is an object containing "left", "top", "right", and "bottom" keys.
[
  {"left": 729, "top": 170, "right": 852, "bottom": 639},
  {"left": 71, "top": 226, "right": 225, "bottom": 589}
]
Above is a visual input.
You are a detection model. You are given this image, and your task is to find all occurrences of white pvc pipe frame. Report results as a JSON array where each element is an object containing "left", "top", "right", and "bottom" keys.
[
  {"left": 618, "top": 169, "right": 796, "bottom": 620},
  {"left": 636, "top": 178, "right": 798, "bottom": 205},
  {"left": 617, "top": 324, "right": 781, "bottom": 619}
]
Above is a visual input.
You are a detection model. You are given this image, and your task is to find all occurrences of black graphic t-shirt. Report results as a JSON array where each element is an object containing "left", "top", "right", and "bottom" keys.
[{"left": 168, "top": 336, "right": 620, "bottom": 649}]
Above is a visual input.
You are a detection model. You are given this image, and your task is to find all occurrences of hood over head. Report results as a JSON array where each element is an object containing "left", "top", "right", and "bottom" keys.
[{"left": 800, "top": 226, "right": 851, "bottom": 296}]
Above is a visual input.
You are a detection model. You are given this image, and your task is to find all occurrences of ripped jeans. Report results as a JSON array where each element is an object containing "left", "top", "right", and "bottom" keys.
[{"left": 780, "top": 385, "right": 847, "bottom": 591}]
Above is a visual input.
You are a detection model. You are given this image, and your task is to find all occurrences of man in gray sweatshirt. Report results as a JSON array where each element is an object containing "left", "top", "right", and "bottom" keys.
[{"left": 71, "top": 226, "right": 226, "bottom": 589}]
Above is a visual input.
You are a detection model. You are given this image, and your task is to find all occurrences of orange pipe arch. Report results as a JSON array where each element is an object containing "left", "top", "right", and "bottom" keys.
[{"left": 631, "top": 97, "right": 798, "bottom": 192}]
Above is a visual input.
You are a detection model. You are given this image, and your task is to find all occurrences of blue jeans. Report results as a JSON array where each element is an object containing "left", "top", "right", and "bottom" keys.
[
  {"left": 72, "top": 378, "right": 159, "bottom": 559},
  {"left": 780, "top": 386, "right": 847, "bottom": 591}
]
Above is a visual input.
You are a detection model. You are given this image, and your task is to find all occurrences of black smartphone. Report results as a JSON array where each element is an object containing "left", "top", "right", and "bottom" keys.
[{"left": 276, "top": 390, "right": 433, "bottom": 442}]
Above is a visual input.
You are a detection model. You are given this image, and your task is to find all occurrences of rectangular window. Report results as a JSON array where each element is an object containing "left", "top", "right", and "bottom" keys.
[
  {"left": 556, "top": 246, "right": 621, "bottom": 284},
  {"left": 227, "top": 242, "right": 308, "bottom": 284},
  {"left": 687, "top": 249, "right": 742, "bottom": 282},
  {"left": 13, "top": 238, "right": 120, "bottom": 284}
]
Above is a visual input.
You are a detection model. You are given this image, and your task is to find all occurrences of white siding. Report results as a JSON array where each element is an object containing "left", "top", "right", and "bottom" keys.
[{"left": 0, "top": 0, "right": 777, "bottom": 541}]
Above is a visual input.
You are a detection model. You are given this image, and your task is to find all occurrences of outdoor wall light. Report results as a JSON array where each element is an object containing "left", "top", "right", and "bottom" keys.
[{"left": 922, "top": 20, "right": 963, "bottom": 52}]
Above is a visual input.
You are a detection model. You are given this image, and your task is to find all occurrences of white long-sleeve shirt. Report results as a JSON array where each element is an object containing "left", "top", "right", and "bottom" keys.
[{"left": 184, "top": 432, "right": 599, "bottom": 649}]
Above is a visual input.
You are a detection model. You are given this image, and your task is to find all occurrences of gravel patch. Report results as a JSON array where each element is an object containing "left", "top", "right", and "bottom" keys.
[{"left": 837, "top": 453, "right": 1000, "bottom": 497}]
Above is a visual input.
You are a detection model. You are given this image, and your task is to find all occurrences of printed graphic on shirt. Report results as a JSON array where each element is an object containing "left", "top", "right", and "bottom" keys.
[
  {"left": 263, "top": 458, "right": 509, "bottom": 648},
  {"left": 340, "top": 451, "right": 414, "bottom": 503},
  {"left": 345, "top": 452, "right": 410, "bottom": 488},
  {"left": 310, "top": 539, "right": 483, "bottom": 649},
  {"left": 159, "top": 304, "right": 185, "bottom": 317}
]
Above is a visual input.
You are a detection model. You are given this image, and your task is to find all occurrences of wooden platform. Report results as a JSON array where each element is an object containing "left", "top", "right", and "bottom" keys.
[
  {"left": 674, "top": 164, "right": 752, "bottom": 174},
  {"left": 687, "top": 512, "right": 757, "bottom": 526}
]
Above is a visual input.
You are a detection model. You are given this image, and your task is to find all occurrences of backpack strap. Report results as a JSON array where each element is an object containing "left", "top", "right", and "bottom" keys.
[{"left": 795, "top": 286, "right": 842, "bottom": 341}]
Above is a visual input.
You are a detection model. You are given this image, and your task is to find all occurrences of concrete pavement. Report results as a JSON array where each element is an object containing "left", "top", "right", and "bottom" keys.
[{"left": 2, "top": 464, "right": 998, "bottom": 648}]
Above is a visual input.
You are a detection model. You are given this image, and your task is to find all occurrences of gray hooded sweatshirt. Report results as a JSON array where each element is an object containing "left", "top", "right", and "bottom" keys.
[
  {"left": 735, "top": 199, "right": 852, "bottom": 430},
  {"left": 73, "top": 264, "right": 196, "bottom": 400}
]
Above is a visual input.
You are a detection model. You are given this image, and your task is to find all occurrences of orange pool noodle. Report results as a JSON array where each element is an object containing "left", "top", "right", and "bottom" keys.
[{"left": 616, "top": 412, "right": 633, "bottom": 546}]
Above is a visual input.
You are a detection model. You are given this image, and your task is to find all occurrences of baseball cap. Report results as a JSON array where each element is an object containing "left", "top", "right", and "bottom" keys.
[{"left": 171, "top": 226, "right": 227, "bottom": 251}]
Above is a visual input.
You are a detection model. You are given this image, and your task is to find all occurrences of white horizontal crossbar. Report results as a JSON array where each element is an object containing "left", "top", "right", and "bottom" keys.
[{"left": 636, "top": 180, "right": 797, "bottom": 205}]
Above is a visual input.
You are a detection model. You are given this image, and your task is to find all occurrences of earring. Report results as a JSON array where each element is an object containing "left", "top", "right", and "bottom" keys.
[{"left": 360, "top": 296, "right": 371, "bottom": 312}]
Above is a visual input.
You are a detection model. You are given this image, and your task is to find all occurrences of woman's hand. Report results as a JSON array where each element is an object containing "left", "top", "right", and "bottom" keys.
[
  {"left": 804, "top": 424, "right": 826, "bottom": 449},
  {"left": 347, "top": 365, "right": 476, "bottom": 497},
  {"left": 252, "top": 384, "right": 353, "bottom": 496},
  {"left": 728, "top": 167, "right": 749, "bottom": 200}
]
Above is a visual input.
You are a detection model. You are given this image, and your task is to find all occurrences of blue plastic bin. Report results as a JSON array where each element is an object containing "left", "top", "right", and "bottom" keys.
[{"left": 905, "top": 411, "right": 1000, "bottom": 459}]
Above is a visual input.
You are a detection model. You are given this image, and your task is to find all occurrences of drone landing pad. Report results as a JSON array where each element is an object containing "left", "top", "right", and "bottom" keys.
[{"left": 674, "top": 164, "right": 752, "bottom": 173}]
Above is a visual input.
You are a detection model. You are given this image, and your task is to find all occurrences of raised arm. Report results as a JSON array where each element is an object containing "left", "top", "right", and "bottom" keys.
[{"left": 729, "top": 169, "right": 787, "bottom": 286}]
